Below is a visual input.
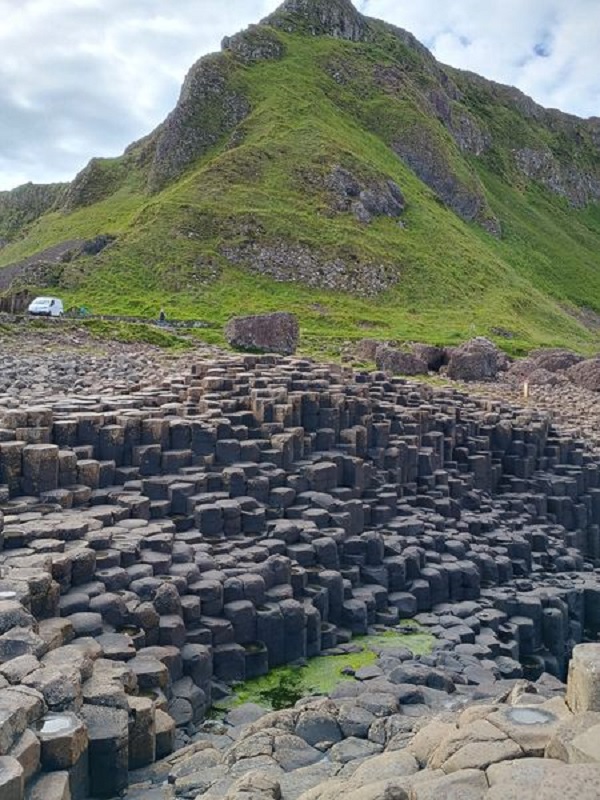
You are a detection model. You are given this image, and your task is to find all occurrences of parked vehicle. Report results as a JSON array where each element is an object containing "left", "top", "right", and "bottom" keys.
[{"left": 27, "top": 297, "right": 64, "bottom": 317}]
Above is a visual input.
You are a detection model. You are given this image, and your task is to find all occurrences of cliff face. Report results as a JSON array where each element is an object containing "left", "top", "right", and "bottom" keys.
[{"left": 0, "top": 182, "right": 66, "bottom": 242}]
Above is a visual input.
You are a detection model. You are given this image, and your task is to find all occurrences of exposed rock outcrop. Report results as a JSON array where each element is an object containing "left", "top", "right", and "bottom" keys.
[
  {"left": 515, "top": 147, "right": 600, "bottom": 209},
  {"left": 264, "top": 0, "right": 369, "bottom": 42},
  {"left": 147, "top": 54, "right": 251, "bottom": 192},
  {"left": 222, "top": 26, "right": 286, "bottom": 65},
  {"left": 392, "top": 133, "right": 497, "bottom": 231},
  {"left": 0, "top": 183, "right": 66, "bottom": 241},
  {"left": 326, "top": 166, "right": 406, "bottom": 223},
  {"left": 221, "top": 242, "right": 397, "bottom": 296}
]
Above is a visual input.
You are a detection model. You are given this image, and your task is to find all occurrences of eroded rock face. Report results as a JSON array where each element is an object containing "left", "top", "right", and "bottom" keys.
[
  {"left": 148, "top": 54, "right": 251, "bottom": 192},
  {"left": 0, "top": 183, "right": 66, "bottom": 242},
  {"left": 222, "top": 26, "right": 286, "bottom": 65},
  {"left": 391, "top": 128, "right": 500, "bottom": 233},
  {"left": 264, "top": 0, "right": 369, "bottom": 42},
  {"left": 326, "top": 166, "right": 405, "bottom": 224},
  {"left": 515, "top": 147, "right": 600, "bottom": 208},
  {"left": 221, "top": 241, "right": 398, "bottom": 296},
  {"left": 225, "top": 312, "right": 299, "bottom": 355}
]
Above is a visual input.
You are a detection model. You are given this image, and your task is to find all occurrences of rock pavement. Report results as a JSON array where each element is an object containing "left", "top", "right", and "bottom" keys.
[{"left": 0, "top": 344, "right": 598, "bottom": 798}]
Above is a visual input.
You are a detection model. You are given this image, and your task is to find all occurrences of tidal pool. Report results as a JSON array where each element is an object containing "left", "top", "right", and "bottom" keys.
[{"left": 219, "top": 623, "right": 436, "bottom": 712}]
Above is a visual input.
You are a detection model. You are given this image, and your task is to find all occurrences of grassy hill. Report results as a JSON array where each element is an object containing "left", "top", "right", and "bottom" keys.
[{"left": 1, "top": 0, "right": 599, "bottom": 357}]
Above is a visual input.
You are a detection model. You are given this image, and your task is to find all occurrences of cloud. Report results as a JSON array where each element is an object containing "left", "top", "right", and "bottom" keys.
[
  {"left": 362, "top": 0, "right": 600, "bottom": 117},
  {"left": 0, "top": 0, "right": 598, "bottom": 190}
]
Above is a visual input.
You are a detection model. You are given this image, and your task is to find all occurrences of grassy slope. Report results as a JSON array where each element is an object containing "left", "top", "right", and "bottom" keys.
[{"left": 1, "top": 32, "right": 599, "bottom": 357}]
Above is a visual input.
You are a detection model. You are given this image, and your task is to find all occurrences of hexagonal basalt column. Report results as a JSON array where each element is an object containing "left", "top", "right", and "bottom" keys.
[
  {"left": 567, "top": 644, "right": 600, "bottom": 713},
  {"left": 81, "top": 705, "right": 129, "bottom": 799},
  {"left": 0, "top": 757, "right": 23, "bottom": 800},
  {"left": 21, "top": 444, "right": 59, "bottom": 495}
]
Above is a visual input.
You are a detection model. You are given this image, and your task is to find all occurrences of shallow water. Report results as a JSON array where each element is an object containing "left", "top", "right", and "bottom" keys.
[
  {"left": 506, "top": 707, "right": 555, "bottom": 726},
  {"left": 221, "top": 624, "right": 436, "bottom": 711}
]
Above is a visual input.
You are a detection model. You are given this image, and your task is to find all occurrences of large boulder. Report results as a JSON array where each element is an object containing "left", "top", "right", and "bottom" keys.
[
  {"left": 446, "top": 337, "right": 502, "bottom": 381},
  {"left": 529, "top": 348, "right": 583, "bottom": 373},
  {"left": 225, "top": 312, "right": 299, "bottom": 355},
  {"left": 354, "top": 339, "right": 384, "bottom": 362},
  {"left": 375, "top": 346, "right": 428, "bottom": 376},
  {"left": 506, "top": 361, "right": 568, "bottom": 386},
  {"left": 567, "top": 358, "right": 600, "bottom": 391}
]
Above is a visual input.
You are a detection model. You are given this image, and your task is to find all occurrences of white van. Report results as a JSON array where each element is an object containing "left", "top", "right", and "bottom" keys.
[{"left": 27, "top": 297, "right": 64, "bottom": 317}]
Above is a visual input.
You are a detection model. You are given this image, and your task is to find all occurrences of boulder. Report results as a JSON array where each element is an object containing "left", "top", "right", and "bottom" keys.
[
  {"left": 486, "top": 759, "right": 600, "bottom": 800},
  {"left": 0, "top": 756, "right": 23, "bottom": 800},
  {"left": 225, "top": 769, "right": 281, "bottom": 799},
  {"left": 354, "top": 339, "right": 384, "bottom": 362},
  {"left": 446, "top": 338, "right": 501, "bottom": 381},
  {"left": 375, "top": 346, "right": 428, "bottom": 376},
  {"left": 567, "top": 358, "right": 600, "bottom": 391},
  {"left": 529, "top": 348, "right": 583, "bottom": 372},
  {"left": 225, "top": 313, "right": 299, "bottom": 355}
]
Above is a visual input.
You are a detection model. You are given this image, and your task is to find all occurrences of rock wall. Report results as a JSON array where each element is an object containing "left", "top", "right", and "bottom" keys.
[{"left": 0, "top": 353, "right": 599, "bottom": 797}]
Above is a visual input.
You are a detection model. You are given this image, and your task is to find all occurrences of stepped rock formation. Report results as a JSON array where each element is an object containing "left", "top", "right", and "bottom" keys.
[{"left": 0, "top": 343, "right": 599, "bottom": 796}]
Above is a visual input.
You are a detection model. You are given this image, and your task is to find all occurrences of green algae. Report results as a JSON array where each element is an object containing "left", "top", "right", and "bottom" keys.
[{"left": 221, "top": 624, "right": 436, "bottom": 712}]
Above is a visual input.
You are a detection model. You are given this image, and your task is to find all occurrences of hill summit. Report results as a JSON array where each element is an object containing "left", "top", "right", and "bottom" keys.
[{"left": 0, "top": 0, "right": 599, "bottom": 354}]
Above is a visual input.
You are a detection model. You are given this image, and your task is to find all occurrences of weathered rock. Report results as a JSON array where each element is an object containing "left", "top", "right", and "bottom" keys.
[
  {"left": 375, "top": 346, "right": 428, "bottom": 376},
  {"left": 446, "top": 338, "right": 501, "bottom": 381},
  {"left": 486, "top": 758, "right": 600, "bottom": 799},
  {"left": 225, "top": 313, "right": 299, "bottom": 356},
  {"left": 567, "top": 358, "right": 600, "bottom": 392},
  {"left": 0, "top": 756, "right": 24, "bottom": 800},
  {"left": 264, "top": 0, "right": 369, "bottom": 42},
  {"left": 567, "top": 644, "right": 600, "bottom": 713}
]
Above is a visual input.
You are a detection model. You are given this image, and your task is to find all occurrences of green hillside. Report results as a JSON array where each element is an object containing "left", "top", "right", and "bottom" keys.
[{"left": 1, "top": 0, "right": 599, "bottom": 356}]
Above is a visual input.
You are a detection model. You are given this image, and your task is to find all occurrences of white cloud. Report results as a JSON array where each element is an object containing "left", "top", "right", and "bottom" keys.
[
  {"left": 0, "top": 0, "right": 598, "bottom": 190},
  {"left": 362, "top": 0, "right": 600, "bottom": 116}
]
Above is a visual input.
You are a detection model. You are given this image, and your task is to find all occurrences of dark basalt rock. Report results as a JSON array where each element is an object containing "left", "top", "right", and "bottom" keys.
[
  {"left": 0, "top": 341, "right": 598, "bottom": 798},
  {"left": 326, "top": 166, "right": 406, "bottom": 224},
  {"left": 225, "top": 312, "right": 299, "bottom": 355},
  {"left": 147, "top": 54, "right": 251, "bottom": 193},
  {"left": 264, "top": 0, "right": 369, "bottom": 42},
  {"left": 375, "top": 345, "right": 428, "bottom": 376},
  {"left": 446, "top": 337, "right": 503, "bottom": 381},
  {"left": 222, "top": 26, "right": 286, "bottom": 65}
]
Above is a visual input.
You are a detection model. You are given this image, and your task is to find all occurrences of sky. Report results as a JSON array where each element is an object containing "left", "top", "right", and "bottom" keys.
[{"left": 1, "top": 0, "right": 599, "bottom": 191}]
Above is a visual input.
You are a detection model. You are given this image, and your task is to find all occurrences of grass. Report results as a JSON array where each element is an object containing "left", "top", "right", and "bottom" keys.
[
  {"left": 79, "top": 319, "right": 194, "bottom": 349},
  {"left": 221, "top": 624, "right": 435, "bottom": 711},
  {"left": 1, "top": 29, "right": 600, "bottom": 358}
]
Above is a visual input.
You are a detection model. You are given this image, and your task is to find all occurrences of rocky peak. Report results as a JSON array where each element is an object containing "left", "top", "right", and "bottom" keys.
[{"left": 263, "top": 0, "right": 368, "bottom": 42}]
